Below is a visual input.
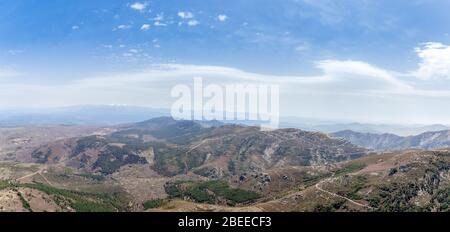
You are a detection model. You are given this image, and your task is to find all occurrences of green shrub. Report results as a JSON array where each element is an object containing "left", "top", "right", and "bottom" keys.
[
  {"left": 143, "top": 199, "right": 166, "bottom": 209},
  {"left": 165, "top": 180, "right": 260, "bottom": 205},
  {"left": 17, "top": 192, "right": 32, "bottom": 212},
  {"left": 21, "top": 183, "right": 122, "bottom": 212},
  {"left": 77, "top": 173, "right": 105, "bottom": 181},
  {"left": 336, "top": 163, "right": 366, "bottom": 176},
  {"left": 0, "top": 180, "right": 11, "bottom": 190}
]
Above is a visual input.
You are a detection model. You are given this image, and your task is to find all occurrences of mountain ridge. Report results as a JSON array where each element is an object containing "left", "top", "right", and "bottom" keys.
[
  {"left": 25, "top": 117, "right": 368, "bottom": 178},
  {"left": 332, "top": 129, "right": 450, "bottom": 151}
]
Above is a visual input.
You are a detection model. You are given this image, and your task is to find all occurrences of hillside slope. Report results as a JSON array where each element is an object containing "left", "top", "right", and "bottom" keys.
[{"left": 150, "top": 149, "right": 450, "bottom": 212}]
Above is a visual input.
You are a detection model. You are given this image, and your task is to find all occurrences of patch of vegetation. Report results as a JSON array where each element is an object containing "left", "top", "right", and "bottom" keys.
[
  {"left": 228, "top": 160, "right": 236, "bottom": 174},
  {"left": 31, "top": 148, "right": 52, "bottom": 163},
  {"left": 165, "top": 180, "right": 260, "bottom": 206},
  {"left": 301, "top": 163, "right": 365, "bottom": 188},
  {"left": 300, "top": 164, "right": 365, "bottom": 189},
  {"left": 338, "top": 176, "right": 367, "bottom": 200},
  {"left": 388, "top": 168, "right": 398, "bottom": 176},
  {"left": 143, "top": 199, "right": 167, "bottom": 209},
  {"left": 368, "top": 182, "right": 422, "bottom": 212},
  {"left": 77, "top": 173, "right": 105, "bottom": 181},
  {"left": 16, "top": 191, "right": 32, "bottom": 212},
  {"left": 153, "top": 143, "right": 207, "bottom": 176},
  {"left": 0, "top": 180, "right": 12, "bottom": 190},
  {"left": 335, "top": 163, "right": 366, "bottom": 176},
  {"left": 21, "top": 182, "right": 126, "bottom": 212},
  {"left": 93, "top": 145, "right": 148, "bottom": 175},
  {"left": 72, "top": 136, "right": 106, "bottom": 157},
  {"left": 109, "top": 129, "right": 145, "bottom": 144},
  {"left": 366, "top": 160, "right": 448, "bottom": 212},
  {"left": 192, "top": 167, "right": 211, "bottom": 177},
  {"left": 302, "top": 174, "right": 329, "bottom": 187},
  {"left": 153, "top": 147, "right": 182, "bottom": 176},
  {"left": 432, "top": 187, "right": 450, "bottom": 212},
  {"left": 313, "top": 199, "right": 348, "bottom": 212}
]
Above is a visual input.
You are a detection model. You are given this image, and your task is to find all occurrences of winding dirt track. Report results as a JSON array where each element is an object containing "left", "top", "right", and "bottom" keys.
[
  {"left": 16, "top": 167, "right": 53, "bottom": 186},
  {"left": 16, "top": 171, "right": 40, "bottom": 181},
  {"left": 315, "top": 180, "right": 373, "bottom": 210}
]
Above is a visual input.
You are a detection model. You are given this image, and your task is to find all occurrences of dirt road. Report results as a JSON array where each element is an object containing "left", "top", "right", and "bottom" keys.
[{"left": 315, "top": 180, "right": 373, "bottom": 210}]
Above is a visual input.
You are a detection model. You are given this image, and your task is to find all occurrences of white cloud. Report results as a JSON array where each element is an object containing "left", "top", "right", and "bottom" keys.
[
  {"left": 177, "top": 11, "right": 198, "bottom": 26},
  {"left": 69, "top": 62, "right": 407, "bottom": 93},
  {"left": 177, "top": 11, "right": 194, "bottom": 19},
  {"left": 153, "top": 13, "right": 164, "bottom": 21},
  {"left": 2, "top": 59, "right": 450, "bottom": 124},
  {"left": 154, "top": 21, "right": 167, "bottom": 27},
  {"left": 141, "top": 24, "right": 151, "bottom": 31},
  {"left": 72, "top": 25, "right": 80, "bottom": 30},
  {"left": 7, "top": 50, "right": 25, "bottom": 55},
  {"left": 0, "top": 62, "right": 434, "bottom": 99},
  {"left": 187, "top": 20, "right": 199, "bottom": 26},
  {"left": 130, "top": 2, "right": 148, "bottom": 11},
  {"left": 217, "top": 14, "right": 228, "bottom": 22},
  {"left": 316, "top": 60, "right": 412, "bottom": 93},
  {"left": 122, "top": 52, "right": 134, "bottom": 57},
  {"left": 3, "top": 43, "right": 450, "bottom": 123},
  {"left": 412, "top": 42, "right": 450, "bottom": 80},
  {"left": 116, "top": 24, "right": 132, "bottom": 30}
]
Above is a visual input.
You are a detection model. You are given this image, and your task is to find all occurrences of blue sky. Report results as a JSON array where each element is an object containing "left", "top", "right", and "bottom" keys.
[{"left": 1, "top": 0, "right": 450, "bottom": 124}]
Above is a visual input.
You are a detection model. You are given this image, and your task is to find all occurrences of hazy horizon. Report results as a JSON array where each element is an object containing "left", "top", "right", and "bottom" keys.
[
  {"left": 1, "top": 104, "right": 450, "bottom": 128},
  {"left": 1, "top": 0, "right": 450, "bottom": 124}
]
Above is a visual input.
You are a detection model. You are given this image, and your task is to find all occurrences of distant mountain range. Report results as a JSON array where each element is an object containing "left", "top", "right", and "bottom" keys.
[
  {"left": 1, "top": 105, "right": 449, "bottom": 137},
  {"left": 0, "top": 105, "right": 169, "bottom": 126},
  {"left": 282, "top": 120, "right": 450, "bottom": 136},
  {"left": 331, "top": 130, "right": 450, "bottom": 151}
]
